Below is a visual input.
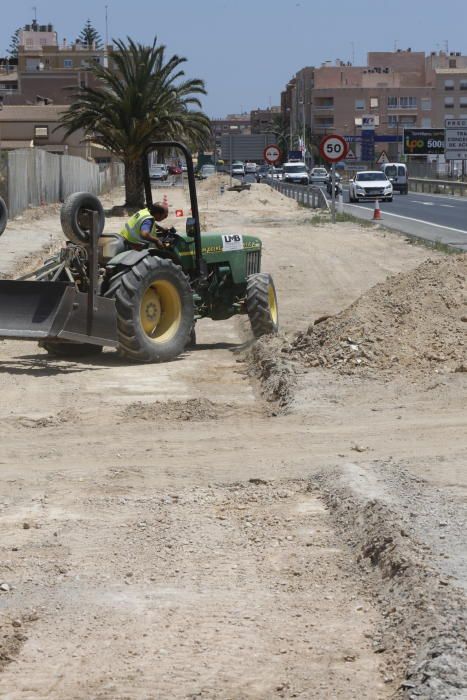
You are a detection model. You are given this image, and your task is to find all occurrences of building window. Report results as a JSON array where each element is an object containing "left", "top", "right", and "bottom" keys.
[
  {"left": 400, "top": 96, "right": 417, "bottom": 109},
  {"left": 63, "top": 59, "right": 73, "bottom": 68},
  {"left": 460, "top": 97, "right": 467, "bottom": 108},
  {"left": 444, "top": 97, "right": 455, "bottom": 107},
  {"left": 421, "top": 98, "right": 432, "bottom": 111},
  {"left": 34, "top": 126, "right": 48, "bottom": 138},
  {"left": 399, "top": 115, "right": 417, "bottom": 125},
  {"left": 355, "top": 99, "right": 365, "bottom": 110},
  {"left": 444, "top": 79, "right": 455, "bottom": 91},
  {"left": 449, "top": 59, "right": 457, "bottom": 68},
  {"left": 387, "top": 115, "right": 398, "bottom": 127},
  {"left": 387, "top": 96, "right": 398, "bottom": 108},
  {"left": 370, "top": 97, "right": 379, "bottom": 108},
  {"left": 460, "top": 80, "right": 467, "bottom": 91},
  {"left": 421, "top": 117, "right": 432, "bottom": 128}
]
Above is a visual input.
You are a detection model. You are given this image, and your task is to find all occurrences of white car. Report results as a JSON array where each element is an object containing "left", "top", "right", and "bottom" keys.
[
  {"left": 309, "top": 167, "right": 329, "bottom": 185},
  {"left": 283, "top": 161, "right": 309, "bottom": 185},
  {"left": 149, "top": 164, "right": 169, "bottom": 181},
  {"left": 271, "top": 167, "right": 283, "bottom": 180},
  {"left": 245, "top": 162, "right": 257, "bottom": 174},
  {"left": 349, "top": 171, "right": 393, "bottom": 202},
  {"left": 231, "top": 162, "right": 245, "bottom": 177}
]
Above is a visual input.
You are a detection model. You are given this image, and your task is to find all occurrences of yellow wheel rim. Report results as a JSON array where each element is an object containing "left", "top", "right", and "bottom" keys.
[
  {"left": 268, "top": 283, "right": 278, "bottom": 326},
  {"left": 140, "top": 280, "right": 181, "bottom": 343}
]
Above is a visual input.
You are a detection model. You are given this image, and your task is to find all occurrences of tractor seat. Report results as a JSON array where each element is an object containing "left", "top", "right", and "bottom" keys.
[{"left": 97, "top": 234, "right": 128, "bottom": 263}]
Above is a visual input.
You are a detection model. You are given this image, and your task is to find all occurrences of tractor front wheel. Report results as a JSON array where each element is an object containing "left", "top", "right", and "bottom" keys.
[
  {"left": 109, "top": 257, "right": 194, "bottom": 363},
  {"left": 246, "top": 273, "right": 279, "bottom": 338}
]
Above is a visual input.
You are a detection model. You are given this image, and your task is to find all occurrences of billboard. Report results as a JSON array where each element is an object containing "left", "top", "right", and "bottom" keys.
[{"left": 403, "top": 129, "right": 444, "bottom": 155}]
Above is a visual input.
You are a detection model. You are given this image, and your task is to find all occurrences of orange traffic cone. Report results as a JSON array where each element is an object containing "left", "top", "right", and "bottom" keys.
[{"left": 373, "top": 199, "right": 382, "bottom": 220}]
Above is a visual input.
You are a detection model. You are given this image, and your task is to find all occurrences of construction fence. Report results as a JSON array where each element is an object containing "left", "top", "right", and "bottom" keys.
[{"left": 0, "top": 149, "right": 124, "bottom": 218}]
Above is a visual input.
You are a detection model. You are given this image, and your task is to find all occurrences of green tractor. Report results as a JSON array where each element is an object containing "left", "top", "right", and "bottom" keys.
[{"left": 0, "top": 142, "right": 278, "bottom": 362}]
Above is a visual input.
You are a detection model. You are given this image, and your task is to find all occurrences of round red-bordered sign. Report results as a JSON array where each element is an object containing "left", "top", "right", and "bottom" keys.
[
  {"left": 319, "top": 134, "right": 349, "bottom": 163},
  {"left": 263, "top": 144, "right": 281, "bottom": 164}
]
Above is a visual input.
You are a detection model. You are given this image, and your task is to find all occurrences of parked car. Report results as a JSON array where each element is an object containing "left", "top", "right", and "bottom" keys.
[
  {"left": 200, "top": 164, "right": 216, "bottom": 177},
  {"left": 149, "top": 164, "right": 169, "bottom": 181},
  {"left": 283, "top": 161, "right": 309, "bottom": 185},
  {"left": 168, "top": 164, "right": 183, "bottom": 175},
  {"left": 349, "top": 170, "right": 393, "bottom": 202},
  {"left": 309, "top": 167, "right": 329, "bottom": 185},
  {"left": 380, "top": 162, "right": 408, "bottom": 194}
]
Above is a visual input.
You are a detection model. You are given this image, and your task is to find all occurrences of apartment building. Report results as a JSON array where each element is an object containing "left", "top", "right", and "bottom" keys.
[
  {"left": 1, "top": 21, "right": 108, "bottom": 107},
  {"left": 0, "top": 21, "right": 111, "bottom": 160},
  {"left": 283, "top": 49, "right": 467, "bottom": 161}
]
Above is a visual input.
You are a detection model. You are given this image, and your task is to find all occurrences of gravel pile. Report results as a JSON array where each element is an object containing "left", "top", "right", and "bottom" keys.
[{"left": 291, "top": 256, "right": 466, "bottom": 376}]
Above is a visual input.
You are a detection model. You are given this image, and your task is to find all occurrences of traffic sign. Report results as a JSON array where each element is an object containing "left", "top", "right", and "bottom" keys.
[
  {"left": 263, "top": 144, "right": 281, "bottom": 164},
  {"left": 376, "top": 150, "right": 389, "bottom": 164},
  {"left": 445, "top": 127, "right": 467, "bottom": 160},
  {"left": 319, "top": 134, "right": 349, "bottom": 163},
  {"left": 346, "top": 148, "right": 356, "bottom": 160}
]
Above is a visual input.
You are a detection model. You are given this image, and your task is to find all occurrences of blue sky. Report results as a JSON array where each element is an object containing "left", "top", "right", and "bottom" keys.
[{"left": 3, "top": 0, "right": 467, "bottom": 117}]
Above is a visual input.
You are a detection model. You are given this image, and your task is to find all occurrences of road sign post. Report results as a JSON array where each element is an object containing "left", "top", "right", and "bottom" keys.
[
  {"left": 319, "top": 135, "right": 349, "bottom": 224},
  {"left": 263, "top": 144, "right": 281, "bottom": 174}
]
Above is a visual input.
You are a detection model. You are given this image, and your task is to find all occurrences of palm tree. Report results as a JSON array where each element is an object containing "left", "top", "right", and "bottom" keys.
[{"left": 59, "top": 37, "right": 211, "bottom": 206}]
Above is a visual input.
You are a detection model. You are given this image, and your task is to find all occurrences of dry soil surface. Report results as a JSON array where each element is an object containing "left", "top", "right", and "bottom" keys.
[{"left": 0, "top": 177, "right": 465, "bottom": 699}]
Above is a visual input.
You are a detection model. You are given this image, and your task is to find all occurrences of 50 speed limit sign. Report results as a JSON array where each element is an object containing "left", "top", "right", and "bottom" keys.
[{"left": 319, "top": 134, "right": 349, "bottom": 163}]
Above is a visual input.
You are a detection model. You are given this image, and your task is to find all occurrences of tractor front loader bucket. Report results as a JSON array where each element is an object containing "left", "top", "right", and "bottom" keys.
[{"left": 0, "top": 280, "right": 118, "bottom": 347}]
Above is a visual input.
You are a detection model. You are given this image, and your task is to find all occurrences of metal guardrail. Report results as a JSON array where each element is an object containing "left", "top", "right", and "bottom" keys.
[
  {"left": 409, "top": 178, "right": 467, "bottom": 196},
  {"left": 267, "top": 177, "right": 329, "bottom": 209}
]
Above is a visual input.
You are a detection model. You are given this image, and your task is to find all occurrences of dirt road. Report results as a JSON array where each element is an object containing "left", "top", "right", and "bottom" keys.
[{"left": 0, "top": 178, "right": 465, "bottom": 699}]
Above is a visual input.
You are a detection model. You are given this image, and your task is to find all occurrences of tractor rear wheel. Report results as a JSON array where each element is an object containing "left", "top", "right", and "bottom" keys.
[
  {"left": 246, "top": 273, "right": 279, "bottom": 338},
  {"left": 109, "top": 257, "right": 194, "bottom": 363},
  {"left": 40, "top": 341, "right": 103, "bottom": 358}
]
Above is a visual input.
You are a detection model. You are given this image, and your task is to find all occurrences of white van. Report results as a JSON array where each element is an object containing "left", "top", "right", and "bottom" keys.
[
  {"left": 283, "top": 161, "right": 309, "bottom": 185},
  {"left": 380, "top": 162, "right": 408, "bottom": 194}
]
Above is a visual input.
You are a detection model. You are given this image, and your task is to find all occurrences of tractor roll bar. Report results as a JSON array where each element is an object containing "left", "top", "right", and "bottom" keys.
[{"left": 142, "top": 141, "right": 205, "bottom": 280}]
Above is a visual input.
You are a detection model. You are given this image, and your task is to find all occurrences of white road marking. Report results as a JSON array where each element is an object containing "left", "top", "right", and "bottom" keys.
[
  {"left": 440, "top": 204, "right": 455, "bottom": 208},
  {"left": 345, "top": 203, "right": 467, "bottom": 235}
]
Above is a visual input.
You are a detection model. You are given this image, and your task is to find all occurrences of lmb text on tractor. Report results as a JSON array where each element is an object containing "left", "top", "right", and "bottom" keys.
[{"left": 0, "top": 142, "right": 278, "bottom": 362}]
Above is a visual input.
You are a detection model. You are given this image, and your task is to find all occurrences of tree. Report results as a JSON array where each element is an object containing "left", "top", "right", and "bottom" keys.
[
  {"left": 7, "top": 28, "right": 21, "bottom": 59},
  {"left": 59, "top": 37, "right": 211, "bottom": 207},
  {"left": 78, "top": 19, "right": 103, "bottom": 50},
  {"left": 267, "top": 114, "right": 290, "bottom": 162}
]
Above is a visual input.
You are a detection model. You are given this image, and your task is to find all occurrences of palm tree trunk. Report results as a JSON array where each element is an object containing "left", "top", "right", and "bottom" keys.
[{"left": 124, "top": 159, "right": 145, "bottom": 208}]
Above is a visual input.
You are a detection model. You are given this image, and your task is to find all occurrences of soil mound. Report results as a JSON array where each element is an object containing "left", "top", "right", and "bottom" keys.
[{"left": 292, "top": 256, "right": 466, "bottom": 375}]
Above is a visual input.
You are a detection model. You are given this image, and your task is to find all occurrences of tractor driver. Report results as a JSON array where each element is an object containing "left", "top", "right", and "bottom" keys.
[{"left": 119, "top": 203, "right": 173, "bottom": 248}]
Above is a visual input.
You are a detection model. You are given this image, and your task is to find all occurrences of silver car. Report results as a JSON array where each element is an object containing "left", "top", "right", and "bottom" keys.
[{"left": 309, "top": 167, "right": 329, "bottom": 185}]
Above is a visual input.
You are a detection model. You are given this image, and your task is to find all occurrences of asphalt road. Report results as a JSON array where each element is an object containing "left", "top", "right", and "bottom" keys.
[{"left": 342, "top": 189, "right": 467, "bottom": 250}]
